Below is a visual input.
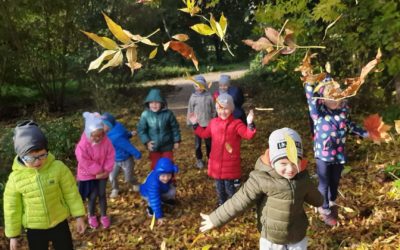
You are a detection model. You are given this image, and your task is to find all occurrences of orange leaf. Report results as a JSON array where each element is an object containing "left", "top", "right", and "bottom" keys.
[
  {"left": 363, "top": 114, "right": 392, "bottom": 144},
  {"left": 225, "top": 143, "right": 233, "bottom": 154},
  {"left": 168, "top": 41, "right": 199, "bottom": 71}
]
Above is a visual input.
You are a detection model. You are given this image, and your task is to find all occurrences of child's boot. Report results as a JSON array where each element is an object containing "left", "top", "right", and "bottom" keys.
[
  {"left": 146, "top": 206, "right": 154, "bottom": 217},
  {"left": 196, "top": 159, "right": 205, "bottom": 169},
  {"left": 110, "top": 189, "right": 119, "bottom": 198},
  {"left": 318, "top": 207, "right": 337, "bottom": 227},
  {"left": 88, "top": 215, "right": 99, "bottom": 229},
  {"left": 100, "top": 216, "right": 111, "bottom": 229}
]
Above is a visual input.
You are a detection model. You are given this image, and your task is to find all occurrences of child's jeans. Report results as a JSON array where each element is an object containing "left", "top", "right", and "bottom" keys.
[
  {"left": 149, "top": 151, "right": 174, "bottom": 169},
  {"left": 195, "top": 133, "right": 211, "bottom": 160},
  {"left": 109, "top": 157, "right": 137, "bottom": 191},
  {"left": 88, "top": 178, "right": 107, "bottom": 216},
  {"left": 316, "top": 159, "right": 343, "bottom": 209},
  {"left": 215, "top": 179, "right": 236, "bottom": 205},
  {"left": 260, "top": 237, "right": 307, "bottom": 250},
  {"left": 27, "top": 219, "right": 73, "bottom": 250}
]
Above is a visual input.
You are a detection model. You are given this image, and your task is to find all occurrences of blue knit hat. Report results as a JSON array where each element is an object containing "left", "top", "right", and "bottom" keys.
[
  {"left": 194, "top": 75, "right": 207, "bottom": 90},
  {"left": 101, "top": 112, "right": 116, "bottom": 129},
  {"left": 219, "top": 74, "right": 231, "bottom": 86}
]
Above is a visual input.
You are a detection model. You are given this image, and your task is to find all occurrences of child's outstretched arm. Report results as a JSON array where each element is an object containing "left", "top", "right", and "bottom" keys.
[
  {"left": 304, "top": 83, "right": 322, "bottom": 120},
  {"left": 346, "top": 115, "right": 368, "bottom": 138},
  {"left": 189, "top": 113, "right": 212, "bottom": 138},
  {"left": 199, "top": 171, "right": 262, "bottom": 231},
  {"left": 116, "top": 138, "right": 142, "bottom": 160}
]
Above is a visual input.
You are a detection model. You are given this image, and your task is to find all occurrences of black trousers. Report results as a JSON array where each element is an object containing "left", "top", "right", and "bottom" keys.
[
  {"left": 27, "top": 219, "right": 73, "bottom": 250},
  {"left": 195, "top": 134, "right": 211, "bottom": 160}
]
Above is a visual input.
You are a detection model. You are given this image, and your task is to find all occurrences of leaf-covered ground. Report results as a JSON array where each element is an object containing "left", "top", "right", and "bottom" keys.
[{"left": 1, "top": 72, "right": 399, "bottom": 249}]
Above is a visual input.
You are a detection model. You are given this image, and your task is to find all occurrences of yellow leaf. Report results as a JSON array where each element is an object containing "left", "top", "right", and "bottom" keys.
[
  {"left": 190, "top": 233, "right": 204, "bottom": 246},
  {"left": 125, "top": 62, "right": 142, "bottom": 75},
  {"left": 149, "top": 47, "right": 158, "bottom": 59},
  {"left": 150, "top": 213, "right": 156, "bottom": 230},
  {"left": 343, "top": 206, "right": 355, "bottom": 213},
  {"left": 191, "top": 24, "right": 215, "bottom": 36},
  {"left": 126, "top": 46, "right": 138, "bottom": 64},
  {"left": 395, "top": 120, "right": 400, "bottom": 134},
  {"left": 285, "top": 134, "right": 298, "bottom": 168},
  {"left": 139, "top": 37, "right": 158, "bottom": 46},
  {"left": 179, "top": 7, "right": 190, "bottom": 13},
  {"left": 172, "top": 34, "right": 190, "bottom": 42},
  {"left": 202, "top": 245, "right": 212, "bottom": 250},
  {"left": 163, "top": 42, "right": 171, "bottom": 51},
  {"left": 160, "top": 240, "right": 167, "bottom": 250},
  {"left": 215, "top": 21, "right": 224, "bottom": 40},
  {"left": 102, "top": 12, "right": 131, "bottom": 44},
  {"left": 219, "top": 13, "right": 227, "bottom": 36},
  {"left": 209, "top": 14, "right": 218, "bottom": 33},
  {"left": 81, "top": 30, "right": 119, "bottom": 50},
  {"left": 99, "top": 50, "right": 123, "bottom": 72},
  {"left": 87, "top": 50, "right": 117, "bottom": 71}
]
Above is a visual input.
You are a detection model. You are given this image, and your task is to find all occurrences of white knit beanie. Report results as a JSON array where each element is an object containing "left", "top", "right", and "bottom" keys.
[
  {"left": 216, "top": 93, "right": 235, "bottom": 111},
  {"left": 83, "top": 112, "right": 104, "bottom": 139},
  {"left": 268, "top": 128, "right": 303, "bottom": 165}
]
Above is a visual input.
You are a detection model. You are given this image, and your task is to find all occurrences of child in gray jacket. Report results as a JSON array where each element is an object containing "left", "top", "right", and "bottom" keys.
[{"left": 187, "top": 75, "right": 215, "bottom": 168}]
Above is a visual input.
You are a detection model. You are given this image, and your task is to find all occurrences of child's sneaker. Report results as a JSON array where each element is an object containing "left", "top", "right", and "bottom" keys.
[
  {"left": 132, "top": 184, "right": 140, "bottom": 192},
  {"left": 318, "top": 207, "right": 337, "bottom": 227},
  {"left": 233, "top": 179, "right": 241, "bottom": 188},
  {"left": 196, "top": 159, "right": 205, "bottom": 169},
  {"left": 88, "top": 215, "right": 99, "bottom": 229},
  {"left": 146, "top": 206, "right": 154, "bottom": 217},
  {"left": 100, "top": 216, "right": 111, "bottom": 229},
  {"left": 110, "top": 189, "right": 119, "bottom": 198}
]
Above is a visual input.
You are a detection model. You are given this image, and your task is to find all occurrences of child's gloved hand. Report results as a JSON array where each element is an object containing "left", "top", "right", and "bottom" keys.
[
  {"left": 187, "top": 112, "right": 199, "bottom": 125},
  {"left": 200, "top": 213, "right": 215, "bottom": 232},
  {"left": 174, "top": 142, "right": 180, "bottom": 150},
  {"left": 75, "top": 217, "right": 86, "bottom": 234},
  {"left": 246, "top": 109, "right": 254, "bottom": 125},
  {"left": 147, "top": 141, "right": 155, "bottom": 151}
]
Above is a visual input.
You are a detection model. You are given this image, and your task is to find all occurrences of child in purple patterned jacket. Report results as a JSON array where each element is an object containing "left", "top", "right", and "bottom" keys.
[{"left": 305, "top": 76, "right": 369, "bottom": 226}]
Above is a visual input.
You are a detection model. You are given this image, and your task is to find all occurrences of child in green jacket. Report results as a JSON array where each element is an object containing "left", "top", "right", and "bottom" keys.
[
  {"left": 3, "top": 121, "right": 86, "bottom": 250},
  {"left": 199, "top": 128, "right": 323, "bottom": 250}
]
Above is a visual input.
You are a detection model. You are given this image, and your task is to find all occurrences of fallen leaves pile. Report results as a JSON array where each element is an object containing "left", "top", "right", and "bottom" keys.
[{"left": 0, "top": 81, "right": 399, "bottom": 249}]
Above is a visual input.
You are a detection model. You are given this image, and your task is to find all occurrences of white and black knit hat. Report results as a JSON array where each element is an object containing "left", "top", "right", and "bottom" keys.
[
  {"left": 216, "top": 93, "right": 235, "bottom": 111},
  {"left": 268, "top": 128, "right": 303, "bottom": 165}
]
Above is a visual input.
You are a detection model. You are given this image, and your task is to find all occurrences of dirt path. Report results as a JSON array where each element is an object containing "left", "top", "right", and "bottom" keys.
[{"left": 140, "top": 69, "right": 248, "bottom": 115}]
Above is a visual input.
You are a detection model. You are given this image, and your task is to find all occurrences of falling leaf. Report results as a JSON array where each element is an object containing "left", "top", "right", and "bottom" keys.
[
  {"left": 99, "top": 50, "right": 123, "bottom": 72},
  {"left": 172, "top": 34, "right": 190, "bottom": 42},
  {"left": 150, "top": 213, "right": 156, "bottom": 230},
  {"left": 225, "top": 143, "right": 233, "bottom": 154},
  {"left": 219, "top": 13, "right": 227, "bottom": 35},
  {"left": 87, "top": 50, "right": 117, "bottom": 71},
  {"left": 102, "top": 12, "right": 131, "bottom": 44},
  {"left": 185, "top": 72, "right": 206, "bottom": 90},
  {"left": 149, "top": 47, "right": 158, "bottom": 59},
  {"left": 395, "top": 120, "right": 400, "bottom": 134},
  {"left": 191, "top": 23, "right": 215, "bottom": 36},
  {"left": 179, "top": 0, "right": 201, "bottom": 16},
  {"left": 168, "top": 41, "right": 199, "bottom": 71},
  {"left": 363, "top": 114, "right": 392, "bottom": 144},
  {"left": 285, "top": 134, "right": 298, "bottom": 169},
  {"left": 325, "top": 62, "right": 331, "bottom": 73},
  {"left": 80, "top": 30, "right": 119, "bottom": 50}
]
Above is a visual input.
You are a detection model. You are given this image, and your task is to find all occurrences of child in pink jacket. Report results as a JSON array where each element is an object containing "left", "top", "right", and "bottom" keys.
[{"left": 75, "top": 112, "right": 115, "bottom": 229}]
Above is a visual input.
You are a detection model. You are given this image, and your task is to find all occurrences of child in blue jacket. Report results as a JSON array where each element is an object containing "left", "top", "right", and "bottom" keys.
[
  {"left": 139, "top": 157, "right": 179, "bottom": 225},
  {"left": 102, "top": 112, "right": 142, "bottom": 198},
  {"left": 305, "top": 75, "right": 369, "bottom": 226}
]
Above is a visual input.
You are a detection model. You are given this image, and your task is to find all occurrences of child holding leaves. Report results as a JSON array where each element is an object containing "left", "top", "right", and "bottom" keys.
[
  {"left": 188, "top": 93, "right": 256, "bottom": 206},
  {"left": 199, "top": 128, "right": 323, "bottom": 250},
  {"left": 186, "top": 75, "right": 215, "bottom": 169},
  {"left": 75, "top": 112, "right": 115, "bottom": 229},
  {"left": 305, "top": 76, "right": 369, "bottom": 226}
]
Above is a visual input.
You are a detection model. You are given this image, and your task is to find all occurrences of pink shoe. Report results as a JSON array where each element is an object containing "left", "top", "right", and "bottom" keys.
[
  {"left": 88, "top": 216, "right": 99, "bottom": 229},
  {"left": 100, "top": 216, "right": 110, "bottom": 229}
]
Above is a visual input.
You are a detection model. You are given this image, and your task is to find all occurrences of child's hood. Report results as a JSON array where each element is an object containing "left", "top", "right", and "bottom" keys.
[
  {"left": 107, "top": 122, "right": 128, "bottom": 140},
  {"left": 12, "top": 152, "right": 56, "bottom": 172},
  {"left": 144, "top": 89, "right": 167, "bottom": 108},
  {"left": 154, "top": 157, "right": 179, "bottom": 176}
]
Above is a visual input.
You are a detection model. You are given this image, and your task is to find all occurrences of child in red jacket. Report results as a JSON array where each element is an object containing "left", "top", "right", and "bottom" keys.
[{"left": 188, "top": 93, "right": 256, "bottom": 205}]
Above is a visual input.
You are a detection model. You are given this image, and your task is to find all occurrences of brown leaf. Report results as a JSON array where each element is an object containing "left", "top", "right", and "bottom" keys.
[
  {"left": 243, "top": 37, "right": 274, "bottom": 52},
  {"left": 264, "top": 27, "right": 283, "bottom": 46},
  {"left": 363, "top": 114, "right": 392, "bottom": 144},
  {"left": 225, "top": 143, "right": 233, "bottom": 154},
  {"left": 168, "top": 41, "right": 199, "bottom": 71},
  {"left": 262, "top": 50, "right": 280, "bottom": 65}
]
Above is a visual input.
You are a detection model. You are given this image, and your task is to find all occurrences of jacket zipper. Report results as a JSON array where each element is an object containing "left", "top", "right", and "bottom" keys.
[
  {"left": 36, "top": 170, "right": 50, "bottom": 226},
  {"left": 287, "top": 179, "right": 295, "bottom": 205}
]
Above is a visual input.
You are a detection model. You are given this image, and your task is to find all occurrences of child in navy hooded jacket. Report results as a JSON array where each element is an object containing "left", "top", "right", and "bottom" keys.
[
  {"left": 102, "top": 112, "right": 142, "bottom": 198},
  {"left": 140, "top": 157, "right": 178, "bottom": 225},
  {"left": 305, "top": 76, "right": 368, "bottom": 226}
]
